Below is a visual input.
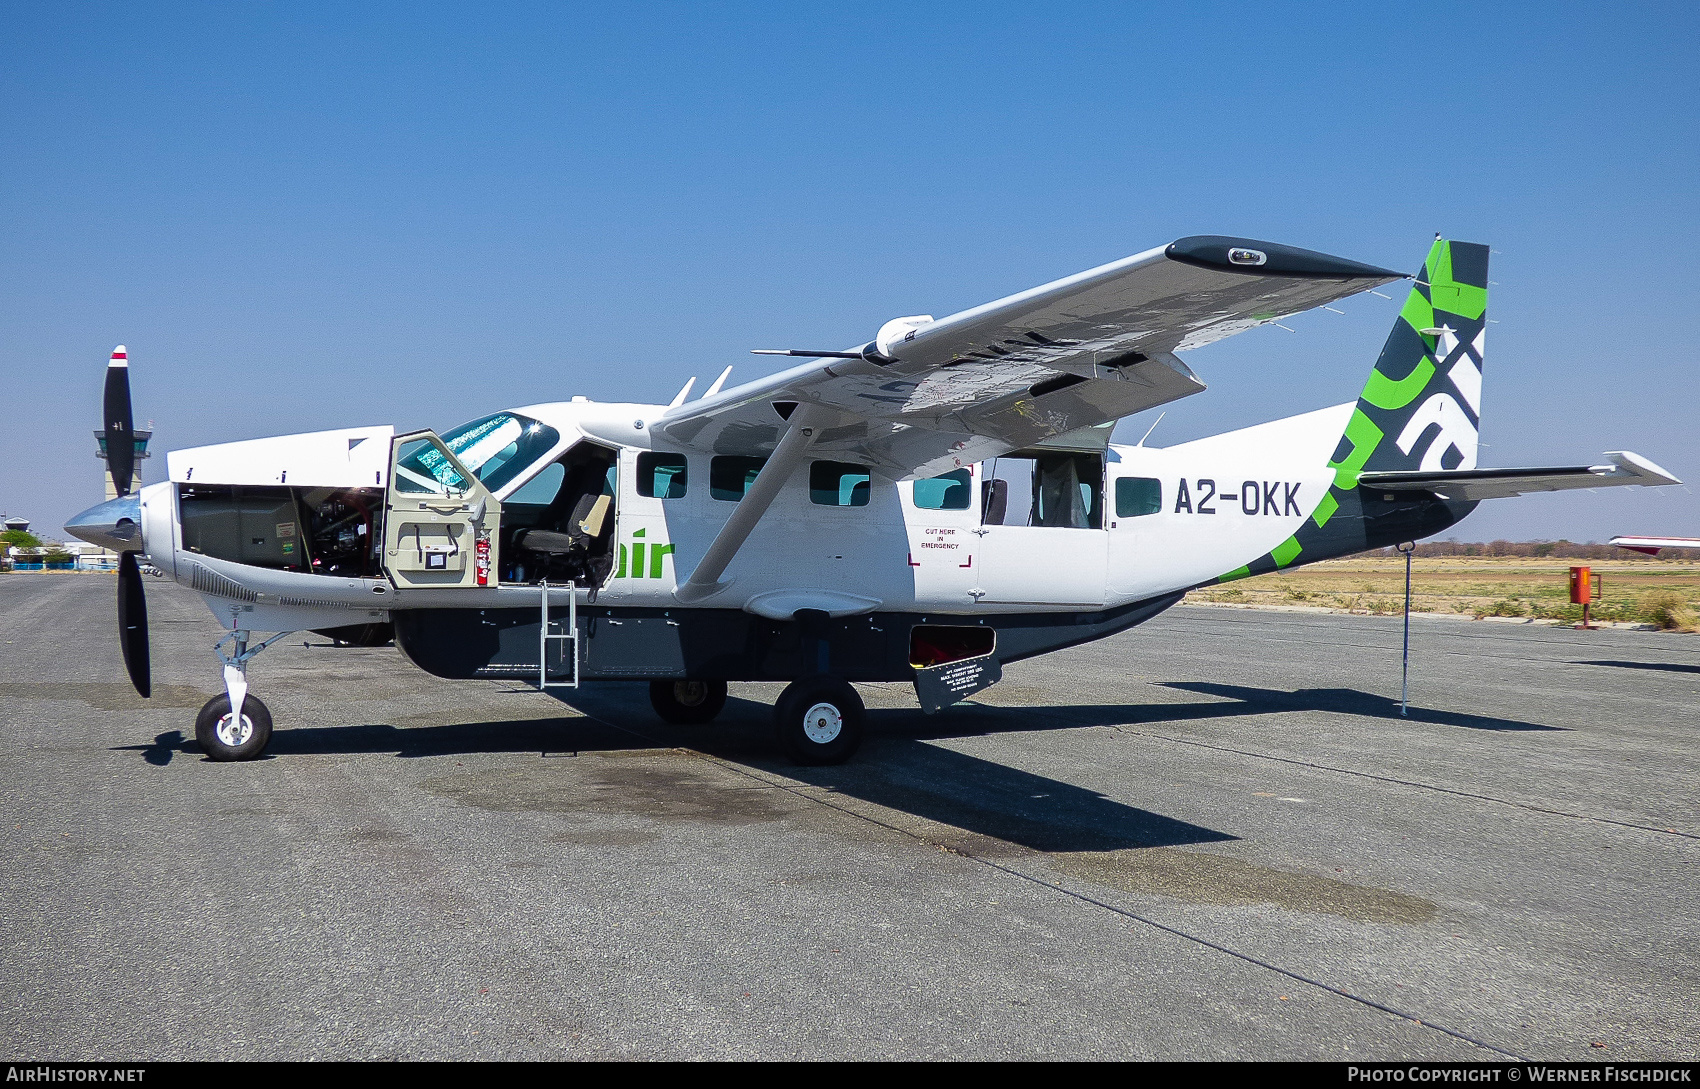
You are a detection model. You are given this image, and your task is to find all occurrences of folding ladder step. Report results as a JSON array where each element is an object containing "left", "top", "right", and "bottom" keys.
[{"left": 538, "top": 580, "right": 579, "bottom": 689}]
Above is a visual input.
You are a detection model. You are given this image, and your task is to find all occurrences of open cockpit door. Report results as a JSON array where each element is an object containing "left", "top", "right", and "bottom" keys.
[{"left": 383, "top": 431, "right": 502, "bottom": 589}]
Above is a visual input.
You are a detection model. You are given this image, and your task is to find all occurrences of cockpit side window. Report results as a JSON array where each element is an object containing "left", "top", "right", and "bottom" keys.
[
  {"left": 506, "top": 462, "right": 566, "bottom": 507},
  {"left": 435, "top": 412, "right": 562, "bottom": 495}
]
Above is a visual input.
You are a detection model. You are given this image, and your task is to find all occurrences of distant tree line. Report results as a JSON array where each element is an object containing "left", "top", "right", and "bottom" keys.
[{"left": 1367, "top": 539, "right": 1689, "bottom": 560}]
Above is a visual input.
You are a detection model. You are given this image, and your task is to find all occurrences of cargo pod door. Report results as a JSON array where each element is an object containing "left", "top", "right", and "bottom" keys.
[{"left": 384, "top": 430, "right": 502, "bottom": 589}]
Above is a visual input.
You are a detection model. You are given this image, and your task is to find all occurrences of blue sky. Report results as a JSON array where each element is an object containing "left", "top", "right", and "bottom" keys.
[{"left": 2, "top": 1, "right": 1695, "bottom": 541}]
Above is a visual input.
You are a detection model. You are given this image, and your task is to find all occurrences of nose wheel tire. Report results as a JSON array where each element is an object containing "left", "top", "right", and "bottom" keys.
[
  {"left": 649, "top": 679, "right": 728, "bottom": 725},
  {"left": 195, "top": 693, "right": 274, "bottom": 762},
  {"left": 774, "top": 675, "right": 864, "bottom": 765}
]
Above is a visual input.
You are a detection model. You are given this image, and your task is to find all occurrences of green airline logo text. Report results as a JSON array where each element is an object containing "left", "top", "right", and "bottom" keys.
[{"left": 614, "top": 527, "right": 675, "bottom": 579}]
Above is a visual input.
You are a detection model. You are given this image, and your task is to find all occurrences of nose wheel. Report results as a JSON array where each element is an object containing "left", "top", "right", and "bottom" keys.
[
  {"left": 773, "top": 675, "right": 864, "bottom": 765},
  {"left": 195, "top": 692, "right": 274, "bottom": 761}
]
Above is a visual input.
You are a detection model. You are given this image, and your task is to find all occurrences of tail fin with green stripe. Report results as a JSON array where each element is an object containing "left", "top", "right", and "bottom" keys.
[{"left": 1338, "top": 236, "right": 1489, "bottom": 481}]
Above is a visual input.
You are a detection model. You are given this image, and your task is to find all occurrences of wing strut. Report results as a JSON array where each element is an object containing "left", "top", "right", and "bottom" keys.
[{"left": 675, "top": 404, "right": 831, "bottom": 604}]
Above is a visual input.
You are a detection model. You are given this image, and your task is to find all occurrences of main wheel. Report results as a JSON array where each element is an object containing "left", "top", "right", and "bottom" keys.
[
  {"left": 649, "top": 679, "right": 727, "bottom": 725},
  {"left": 195, "top": 693, "right": 274, "bottom": 762},
  {"left": 773, "top": 675, "right": 864, "bottom": 765}
]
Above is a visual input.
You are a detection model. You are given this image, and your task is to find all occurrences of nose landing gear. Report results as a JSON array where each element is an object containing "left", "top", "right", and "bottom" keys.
[{"left": 196, "top": 629, "right": 291, "bottom": 761}]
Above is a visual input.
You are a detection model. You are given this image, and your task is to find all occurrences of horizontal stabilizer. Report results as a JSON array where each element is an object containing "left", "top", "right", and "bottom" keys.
[{"left": 1358, "top": 451, "right": 1680, "bottom": 501}]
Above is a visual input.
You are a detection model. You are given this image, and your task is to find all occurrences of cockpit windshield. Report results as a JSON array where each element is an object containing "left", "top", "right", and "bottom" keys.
[{"left": 432, "top": 412, "right": 562, "bottom": 494}]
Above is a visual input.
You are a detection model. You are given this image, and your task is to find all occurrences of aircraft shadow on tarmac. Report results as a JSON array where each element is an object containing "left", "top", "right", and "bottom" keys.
[
  {"left": 1155, "top": 682, "right": 1565, "bottom": 732},
  {"left": 122, "top": 714, "right": 633, "bottom": 767},
  {"left": 1576, "top": 659, "right": 1700, "bottom": 675},
  {"left": 115, "top": 674, "right": 1556, "bottom": 849},
  {"left": 118, "top": 689, "right": 1238, "bottom": 852}
]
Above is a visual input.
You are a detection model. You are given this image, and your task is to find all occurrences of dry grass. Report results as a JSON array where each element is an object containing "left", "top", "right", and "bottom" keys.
[{"left": 1186, "top": 555, "right": 1700, "bottom": 627}]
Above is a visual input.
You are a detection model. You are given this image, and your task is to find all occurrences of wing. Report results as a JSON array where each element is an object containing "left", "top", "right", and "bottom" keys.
[
  {"left": 1358, "top": 452, "right": 1681, "bottom": 501},
  {"left": 655, "top": 235, "right": 1404, "bottom": 478}
]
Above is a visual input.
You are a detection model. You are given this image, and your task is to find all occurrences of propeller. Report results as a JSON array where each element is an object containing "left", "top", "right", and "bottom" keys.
[
  {"left": 117, "top": 551, "right": 151, "bottom": 698},
  {"left": 103, "top": 345, "right": 135, "bottom": 497},
  {"left": 103, "top": 345, "right": 150, "bottom": 697}
]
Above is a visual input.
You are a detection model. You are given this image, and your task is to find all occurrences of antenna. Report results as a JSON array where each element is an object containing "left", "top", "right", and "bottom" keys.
[
  {"left": 1135, "top": 412, "right": 1166, "bottom": 448},
  {"left": 703, "top": 366, "right": 733, "bottom": 398},
  {"left": 667, "top": 376, "right": 696, "bottom": 408}
]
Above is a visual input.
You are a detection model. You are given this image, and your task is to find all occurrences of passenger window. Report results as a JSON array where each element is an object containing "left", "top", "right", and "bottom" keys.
[
  {"left": 1115, "top": 477, "right": 1163, "bottom": 518},
  {"left": 710, "top": 456, "right": 767, "bottom": 501},
  {"left": 912, "top": 469, "right": 972, "bottom": 511},
  {"left": 810, "top": 461, "right": 871, "bottom": 507},
  {"left": 637, "top": 453, "right": 688, "bottom": 499}
]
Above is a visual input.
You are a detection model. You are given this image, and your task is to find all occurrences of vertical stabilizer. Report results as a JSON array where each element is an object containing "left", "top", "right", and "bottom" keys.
[{"left": 1340, "top": 237, "right": 1489, "bottom": 480}]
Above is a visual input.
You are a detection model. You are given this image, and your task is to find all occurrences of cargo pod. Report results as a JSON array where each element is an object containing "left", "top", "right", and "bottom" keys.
[{"left": 384, "top": 431, "right": 502, "bottom": 589}]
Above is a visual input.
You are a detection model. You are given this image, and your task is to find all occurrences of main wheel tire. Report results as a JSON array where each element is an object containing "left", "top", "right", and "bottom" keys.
[
  {"left": 195, "top": 693, "right": 274, "bottom": 762},
  {"left": 649, "top": 679, "right": 728, "bottom": 725},
  {"left": 773, "top": 675, "right": 864, "bottom": 765}
]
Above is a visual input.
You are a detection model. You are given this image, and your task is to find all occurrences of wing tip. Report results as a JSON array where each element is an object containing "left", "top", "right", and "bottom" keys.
[{"left": 1166, "top": 236, "right": 1404, "bottom": 281}]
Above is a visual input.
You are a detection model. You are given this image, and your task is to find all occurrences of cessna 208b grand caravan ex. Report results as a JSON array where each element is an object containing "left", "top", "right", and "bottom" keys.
[{"left": 68, "top": 236, "right": 1680, "bottom": 765}]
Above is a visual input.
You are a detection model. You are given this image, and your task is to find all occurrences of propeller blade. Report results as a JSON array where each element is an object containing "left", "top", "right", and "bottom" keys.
[
  {"left": 103, "top": 346, "right": 135, "bottom": 498},
  {"left": 117, "top": 552, "right": 151, "bottom": 698}
]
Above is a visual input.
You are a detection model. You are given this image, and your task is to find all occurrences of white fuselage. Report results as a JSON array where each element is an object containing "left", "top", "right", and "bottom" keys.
[
  {"left": 575, "top": 401, "right": 1350, "bottom": 615},
  {"left": 137, "top": 397, "right": 1354, "bottom": 634}
]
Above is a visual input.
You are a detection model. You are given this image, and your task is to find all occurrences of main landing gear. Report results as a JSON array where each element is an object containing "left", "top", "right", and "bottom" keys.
[
  {"left": 195, "top": 629, "right": 289, "bottom": 761},
  {"left": 773, "top": 675, "right": 864, "bottom": 766},
  {"left": 646, "top": 675, "right": 865, "bottom": 765},
  {"left": 648, "top": 679, "right": 728, "bottom": 725}
]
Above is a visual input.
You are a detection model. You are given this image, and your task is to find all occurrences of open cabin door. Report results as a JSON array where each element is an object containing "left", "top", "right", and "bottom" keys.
[
  {"left": 974, "top": 450, "right": 1107, "bottom": 607},
  {"left": 383, "top": 430, "right": 502, "bottom": 589}
]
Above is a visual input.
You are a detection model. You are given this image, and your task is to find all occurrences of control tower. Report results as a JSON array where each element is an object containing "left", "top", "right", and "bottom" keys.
[
  {"left": 91, "top": 426, "right": 151, "bottom": 562},
  {"left": 95, "top": 427, "right": 151, "bottom": 500}
]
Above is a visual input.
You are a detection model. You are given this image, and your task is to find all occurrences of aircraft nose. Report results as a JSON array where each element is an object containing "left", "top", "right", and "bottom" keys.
[{"left": 64, "top": 495, "right": 144, "bottom": 553}]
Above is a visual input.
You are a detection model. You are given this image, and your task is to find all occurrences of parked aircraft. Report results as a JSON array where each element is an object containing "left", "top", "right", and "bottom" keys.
[
  {"left": 67, "top": 235, "right": 1680, "bottom": 764},
  {"left": 1610, "top": 537, "right": 1700, "bottom": 555}
]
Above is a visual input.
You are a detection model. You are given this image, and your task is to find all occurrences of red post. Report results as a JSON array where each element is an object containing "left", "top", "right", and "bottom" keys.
[{"left": 1570, "top": 565, "right": 1595, "bottom": 629}]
